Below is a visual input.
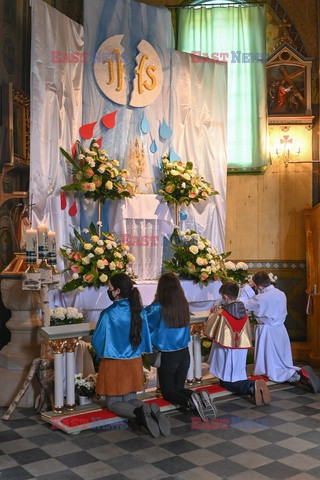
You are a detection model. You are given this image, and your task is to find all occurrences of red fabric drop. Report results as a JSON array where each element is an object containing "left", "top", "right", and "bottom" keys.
[
  {"left": 60, "top": 192, "right": 66, "bottom": 210},
  {"left": 69, "top": 201, "right": 77, "bottom": 217},
  {"left": 96, "top": 137, "right": 102, "bottom": 148},
  {"left": 79, "top": 121, "right": 97, "bottom": 139},
  {"left": 102, "top": 111, "right": 117, "bottom": 129}
]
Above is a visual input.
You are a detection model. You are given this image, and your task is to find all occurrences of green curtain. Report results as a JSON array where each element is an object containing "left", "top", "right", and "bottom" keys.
[{"left": 177, "top": 5, "right": 269, "bottom": 171}]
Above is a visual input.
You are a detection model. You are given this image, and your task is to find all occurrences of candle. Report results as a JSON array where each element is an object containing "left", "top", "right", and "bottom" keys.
[
  {"left": 48, "top": 231, "right": 56, "bottom": 254},
  {"left": 37, "top": 224, "right": 48, "bottom": 258},
  {"left": 47, "top": 231, "right": 57, "bottom": 265},
  {"left": 26, "top": 228, "right": 37, "bottom": 253}
]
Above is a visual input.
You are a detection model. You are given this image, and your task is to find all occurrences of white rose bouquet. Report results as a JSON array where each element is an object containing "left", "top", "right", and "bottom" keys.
[
  {"left": 163, "top": 228, "right": 228, "bottom": 285},
  {"left": 225, "top": 261, "right": 249, "bottom": 285},
  {"left": 60, "top": 222, "right": 135, "bottom": 292},
  {"left": 158, "top": 156, "right": 218, "bottom": 206},
  {"left": 50, "top": 307, "right": 84, "bottom": 326},
  {"left": 60, "top": 139, "right": 134, "bottom": 203}
]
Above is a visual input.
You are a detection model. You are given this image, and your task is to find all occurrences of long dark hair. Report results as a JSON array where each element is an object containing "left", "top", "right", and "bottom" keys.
[
  {"left": 109, "top": 273, "right": 142, "bottom": 348},
  {"left": 154, "top": 272, "right": 190, "bottom": 328}
]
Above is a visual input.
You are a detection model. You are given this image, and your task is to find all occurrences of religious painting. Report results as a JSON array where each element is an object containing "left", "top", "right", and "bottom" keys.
[
  {"left": 267, "top": 64, "right": 305, "bottom": 115},
  {"left": 266, "top": 44, "right": 313, "bottom": 124}
]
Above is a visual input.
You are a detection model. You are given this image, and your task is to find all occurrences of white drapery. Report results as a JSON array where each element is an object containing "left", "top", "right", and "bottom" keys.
[
  {"left": 29, "top": 0, "right": 228, "bottom": 277},
  {"left": 29, "top": 0, "right": 84, "bottom": 268},
  {"left": 171, "top": 51, "right": 227, "bottom": 253}
]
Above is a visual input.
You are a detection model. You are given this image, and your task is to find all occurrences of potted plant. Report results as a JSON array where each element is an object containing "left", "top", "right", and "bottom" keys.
[{"left": 74, "top": 373, "right": 98, "bottom": 405}]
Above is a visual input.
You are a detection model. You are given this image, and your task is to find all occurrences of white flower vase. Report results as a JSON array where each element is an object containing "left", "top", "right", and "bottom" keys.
[{"left": 78, "top": 395, "right": 92, "bottom": 406}]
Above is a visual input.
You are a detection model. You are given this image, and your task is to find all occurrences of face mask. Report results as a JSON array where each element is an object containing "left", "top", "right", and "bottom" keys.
[{"left": 107, "top": 289, "right": 116, "bottom": 302}]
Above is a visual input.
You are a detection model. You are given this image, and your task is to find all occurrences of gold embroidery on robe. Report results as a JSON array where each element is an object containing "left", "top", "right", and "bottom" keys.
[{"left": 204, "top": 309, "right": 252, "bottom": 349}]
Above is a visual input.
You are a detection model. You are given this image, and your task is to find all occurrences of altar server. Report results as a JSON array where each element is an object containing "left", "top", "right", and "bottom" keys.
[
  {"left": 91, "top": 273, "right": 170, "bottom": 437},
  {"left": 241, "top": 270, "right": 320, "bottom": 393},
  {"left": 206, "top": 282, "right": 271, "bottom": 405},
  {"left": 145, "top": 272, "right": 217, "bottom": 421}
]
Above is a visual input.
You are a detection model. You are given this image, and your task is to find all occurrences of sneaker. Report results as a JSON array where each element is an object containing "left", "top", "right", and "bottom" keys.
[
  {"left": 134, "top": 404, "right": 160, "bottom": 438},
  {"left": 189, "top": 392, "right": 206, "bottom": 420},
  {"left": 199, "top": 390, "right": 218, "bottom": 419},
  {"left": 299, "top": 366, "right": 320, "bottom": 394},
  {"left": 254, "top": 380, "right": 271, "bottom": 406}
]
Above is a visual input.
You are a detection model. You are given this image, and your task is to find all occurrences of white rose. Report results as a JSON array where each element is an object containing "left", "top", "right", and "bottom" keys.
[
  {"left": 198, "top": 241, "right": 205, "bottom": 250},
  {"left": 109, "top": 261, "right": 116, "bottom": 270},
  {"left": 127, "top": 253, "right": 135, "bottom": 261},
  {"left": 97, "top": 260, "right": 105, "bottom": 269},
  {"left": 82, "top": 257, "right": 91, "bottom": 265},
  {"left": 99, "top": 274, "right": 108, "bottom": 283},
  {"left": 91, "top": 235, "right": 99, "bottom": 243},
  {"left": 189, "top": 245, "right": 199, "bottom": 255},
  {"left": 236, "top": 262, "right": 248, "bottom": 270},
  {"left": 94, "top": 247, "right": 104, "bottom": 255},
  {"left": 84, "top": 243, "right": 93, "bottom": 250},
  {"left": 225, "top": 261, "right": 236, "bottom": 271}
]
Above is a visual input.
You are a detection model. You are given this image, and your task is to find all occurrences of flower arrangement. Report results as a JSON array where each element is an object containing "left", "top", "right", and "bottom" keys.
[
  {"left": 163, "top": 228, "right": 229, "bottom": 286},
  {"left": 74, "top": 373, "right": 98, "bottom": 399},
  {"left": 201, "top": 337, "right": 213, "bottom": 357},
  {"left": 225, "top": 261, "right": 249, "bottom": 285},
  {"left": 60, "top": 222, "right": 135, "bottom": 292},
  {"left": 158, "top": 156, "right": 218, "bottom": 206},
  {"left": 60, "top": 139, "right": 134, "bottom": 203},
  {"left": 50, "top": 307, "right": 84, "bottom": 326}
]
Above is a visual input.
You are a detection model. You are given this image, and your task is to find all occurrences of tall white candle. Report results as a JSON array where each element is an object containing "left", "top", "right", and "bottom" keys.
[
  {"left": 37, "top": 224, "right": 48, "bottom": 259},
  {"left": 26, "top": 228, "right": 37, "bottom": 253},
  {"left": 48, "top": 231, "right": 56, "bottom": 255}
]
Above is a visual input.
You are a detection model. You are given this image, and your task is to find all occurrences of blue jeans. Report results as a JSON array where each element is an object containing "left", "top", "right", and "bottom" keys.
[
  {"left": 157, "top": 347, "right": 193, "bottom": 407},
  {"left": 220, "top": 379, "right": 254, "bottom": 396}
]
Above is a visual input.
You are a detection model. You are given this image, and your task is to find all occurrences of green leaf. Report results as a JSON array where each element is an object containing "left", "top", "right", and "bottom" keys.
[
  {"left": 89, "top": 222, "right": 97, "bottom": 236},
  {"left": 186, "top": 161, "right": 193, "bottom": 170},
  {"left": 73, "top": 228, "right": 85, "bottom": 245},
  {"left": 61, "top": 184, "right": 79, "bottom": 192},
  {"left": 61, "top": 278, "right": 83, "bottom": 292},
  {"left": 60, "top": 147, "right": 81, "bottom": 171}
]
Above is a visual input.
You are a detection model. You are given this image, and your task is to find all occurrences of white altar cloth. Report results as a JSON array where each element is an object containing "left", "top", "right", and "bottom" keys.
[
  {"left": 49, "top": 280, "right": 222, "bottom": 322},
  {"left": 108, "top": 195, "right": 175, "bottom": 280}
]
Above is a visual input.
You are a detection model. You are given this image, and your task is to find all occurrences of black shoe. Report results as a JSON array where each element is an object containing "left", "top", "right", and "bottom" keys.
[
  {"left": 299, "top": 366, "right": 320, "bottom": 394},
  {"left": 150, "top": 403, "right": 171, "bottom": 436},
  {"left": 199, "top": 390, "right": 218, "bottom": 419},
  {"left": 134, "top": 404, "right": 160, "bottom": 438},
  {"left": 189, "top": 392, "right": 206, "bottom": 420}
]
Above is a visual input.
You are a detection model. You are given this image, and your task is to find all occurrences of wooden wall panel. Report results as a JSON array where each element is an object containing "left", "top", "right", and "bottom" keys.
[{"left": 226, "top": 163, "right": 312, "bottom": 261}]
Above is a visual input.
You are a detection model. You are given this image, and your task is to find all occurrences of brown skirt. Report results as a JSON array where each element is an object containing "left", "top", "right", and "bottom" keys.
[{"left": 96, "top": 356, "right": 144, "bottom": 396}]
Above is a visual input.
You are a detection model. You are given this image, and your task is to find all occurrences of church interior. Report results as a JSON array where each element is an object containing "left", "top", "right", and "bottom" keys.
[{"left": 1, "top": 0, "right": 320, "bottom": 479}]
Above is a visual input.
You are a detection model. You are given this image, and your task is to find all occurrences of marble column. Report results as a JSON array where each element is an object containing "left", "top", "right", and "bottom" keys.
[{"left": 0, "top": 277, "right": 42, "bottom": 407}]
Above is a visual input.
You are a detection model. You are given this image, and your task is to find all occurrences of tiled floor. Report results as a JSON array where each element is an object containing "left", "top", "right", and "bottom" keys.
[{"left": 1, "top": 384, "right": 320, "bottom": 480}]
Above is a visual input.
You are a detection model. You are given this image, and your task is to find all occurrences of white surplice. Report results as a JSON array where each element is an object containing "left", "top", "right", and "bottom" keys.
[
  {"left": 209, "top": 344, "right": 248, "bottom": 382},
  {"left": 241, "top": 285, "right": 300, "bottom": 382}
]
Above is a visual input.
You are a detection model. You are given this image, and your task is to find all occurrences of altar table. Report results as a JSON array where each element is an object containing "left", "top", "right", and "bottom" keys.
[{"left": 49, "top": 279, "right": 222, "bottom": 321}]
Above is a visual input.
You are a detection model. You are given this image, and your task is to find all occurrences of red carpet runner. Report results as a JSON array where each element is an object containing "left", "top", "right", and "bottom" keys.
[{"left": 47, "top": 376, "right": 272, "bottom": 434}]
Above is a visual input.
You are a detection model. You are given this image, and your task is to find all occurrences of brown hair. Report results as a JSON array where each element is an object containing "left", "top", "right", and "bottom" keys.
[
  {"left": 252, "top": 271, "right": 271, "bottom": 288},
  {"left": 219, "top": 282, "right": 239, "bottom": 301},
  {"left": 155, "top": 272, "right": 190, "bottom": 328}
]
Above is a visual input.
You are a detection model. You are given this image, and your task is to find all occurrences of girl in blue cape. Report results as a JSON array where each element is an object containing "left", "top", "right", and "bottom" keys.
[
  {"left": 145, "top": 272, "right": 217, "bottom": 421},
  {"left": 91, "top": 273, "right": 170, "bottom": 437}
]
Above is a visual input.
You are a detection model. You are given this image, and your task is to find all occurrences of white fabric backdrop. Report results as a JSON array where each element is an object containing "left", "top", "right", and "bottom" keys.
[
  {"left": 29, "top": 0, "right": 228, "bottom": 278},
  {"left": 29, "top": 0, "right": 84, "bottom": 269},
  {"left": 171, "top": 51, "right": 228, "bottom": 253}
]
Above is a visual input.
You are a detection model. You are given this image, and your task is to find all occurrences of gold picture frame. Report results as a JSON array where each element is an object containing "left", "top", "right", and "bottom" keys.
[{"left": 1, "top": 83, "right": 30, "bottom": 167}]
